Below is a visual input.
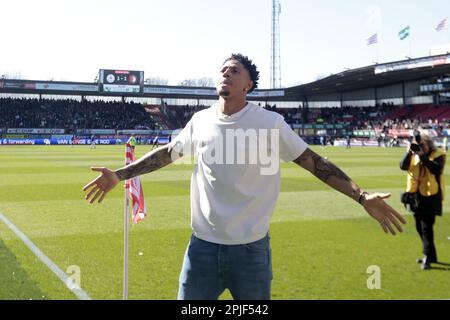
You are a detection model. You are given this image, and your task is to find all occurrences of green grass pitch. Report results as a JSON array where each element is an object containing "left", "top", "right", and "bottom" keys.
[{"left": 0, "top": 145, "right": 449, "bottom": 300}]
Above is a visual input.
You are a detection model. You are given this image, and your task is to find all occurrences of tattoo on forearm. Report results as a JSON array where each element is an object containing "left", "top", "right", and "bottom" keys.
[
  {"left": 295, "top": 149, "right": 351, "bottom": 183},
  {"left": 295, "top": 149, "right": 362, "bottom": 201},
  {"left": 115, "top": 147, "right": 175, "bottom": 181}
]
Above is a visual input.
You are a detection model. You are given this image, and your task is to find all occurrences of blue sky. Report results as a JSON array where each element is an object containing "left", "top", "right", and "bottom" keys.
[{"left": 1, "top": 0, "right": 449, "bottom": 88}]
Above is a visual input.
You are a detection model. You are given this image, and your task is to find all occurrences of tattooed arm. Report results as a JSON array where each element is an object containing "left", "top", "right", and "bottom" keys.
[
  {"left": 115, "top": 145, "right": 178, "bottom": 180},
  {"left": 83, "top": 145, "right": 181, "bottom": 204},
  {"left": 293, "top": 148, "right": 406, "bottom": 235},
  {"left": 293, "top": 148, "right": 363, "bottom": 203}
]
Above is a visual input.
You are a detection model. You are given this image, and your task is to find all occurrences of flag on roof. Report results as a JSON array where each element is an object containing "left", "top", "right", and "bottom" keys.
[
  {"left": 435, "top": 18, "right": 448, "bottom": 31},
  {"left": 366, "top": 33, "right": 378, "bottom": 46},
  {"left": 398, "top": 26, "right": 410, "bottom": 40}
]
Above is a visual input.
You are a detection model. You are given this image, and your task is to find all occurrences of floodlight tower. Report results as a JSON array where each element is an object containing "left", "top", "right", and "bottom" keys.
[{"left": 271, "top": 0, "right": 281, "bottom": 88}]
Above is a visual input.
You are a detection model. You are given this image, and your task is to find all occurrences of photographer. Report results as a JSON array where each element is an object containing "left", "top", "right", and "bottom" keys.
[{"left": 400, "top": 131, "right": 446, "bottom": 270}]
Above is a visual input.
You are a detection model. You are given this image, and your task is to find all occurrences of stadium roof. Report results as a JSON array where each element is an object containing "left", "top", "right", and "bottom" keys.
[{"left": 281, "top": 54, "right": 450, "bottom": 100}]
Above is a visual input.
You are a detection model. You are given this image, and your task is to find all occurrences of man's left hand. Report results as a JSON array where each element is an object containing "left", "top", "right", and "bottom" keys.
[{"left": 362, "top": 193, "right": 407, "bottom": 235}]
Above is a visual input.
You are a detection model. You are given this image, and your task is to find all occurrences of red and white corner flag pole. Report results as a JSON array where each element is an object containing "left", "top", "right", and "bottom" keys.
[
  {"left": 123, "top": 187, "right": 130, "bottom": 300},
  {"left": 123, "top": 142, "right": 147, "bottom": 300},
  {"left": 123, "top": 144, "right": 131, "bottom": 300}
]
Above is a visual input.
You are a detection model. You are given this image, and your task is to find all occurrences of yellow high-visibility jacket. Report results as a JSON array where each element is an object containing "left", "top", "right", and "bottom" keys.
[{"left": 406, "top": 148, "right": 446, "bottom": 199}]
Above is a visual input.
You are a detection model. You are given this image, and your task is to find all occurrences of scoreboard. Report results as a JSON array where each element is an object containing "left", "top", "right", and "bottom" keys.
[{"left": 99, "top": 69, "right": 144, "bottom": 93}]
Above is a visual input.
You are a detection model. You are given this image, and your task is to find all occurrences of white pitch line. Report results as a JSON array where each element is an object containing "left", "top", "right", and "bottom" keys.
[{"left": 0, "top": 213, "right": 91, "bottom": 300}]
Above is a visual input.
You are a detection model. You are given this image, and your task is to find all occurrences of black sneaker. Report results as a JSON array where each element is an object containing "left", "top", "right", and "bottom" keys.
[
  {"left": 417, "top": 257, "right": 437, "bottom": 264},
  {"left": 421, "top": 262, "right": 432, "bottom": 270}
]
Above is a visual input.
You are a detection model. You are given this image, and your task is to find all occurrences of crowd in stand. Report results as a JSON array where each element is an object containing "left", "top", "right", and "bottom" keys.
[
  {"left": 0, "top": 98, "right": 155, "bottom": 132},
  {"left": 164, "top": 103, "right": 208, "bottom": 128},
  {"left": 1, "top": 97, "right": 450, "bottom": 136},
  {"left": 158, "top": 102, "right": 450, "bottom": 138},
  {"left": 265, "top": 102, "right": 450, "bottom": 135}
]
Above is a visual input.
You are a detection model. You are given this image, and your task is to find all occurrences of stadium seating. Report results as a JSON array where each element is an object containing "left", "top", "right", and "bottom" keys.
[
  {"left": 1, "top": 97, "right": 450, "bottom": 138},
  {"left": 0, "top": 98, "right": 155, "bottom": 132}
]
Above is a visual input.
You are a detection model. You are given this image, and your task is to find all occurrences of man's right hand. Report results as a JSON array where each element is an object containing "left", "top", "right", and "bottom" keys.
[{"left": 82, "top": 167, "right": 120, "bottom": 204}]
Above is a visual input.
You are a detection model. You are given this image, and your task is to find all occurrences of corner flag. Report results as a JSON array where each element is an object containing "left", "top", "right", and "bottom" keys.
[
  {"left": 125, "top": 143, "right": 147, "bottom": 223},
  {"left": 123, "top": 142, "right": 147, "bottom": 300}
]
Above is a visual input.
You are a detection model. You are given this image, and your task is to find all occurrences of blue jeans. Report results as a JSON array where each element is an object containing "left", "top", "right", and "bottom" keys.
[{"left": 177, "top": 234, "right": 273, "bottom": 300}]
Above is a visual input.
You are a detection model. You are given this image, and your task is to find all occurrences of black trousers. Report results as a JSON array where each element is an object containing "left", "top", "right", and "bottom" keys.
[{"left": 414, "top": 214, "right": 437, "bottom": 262}]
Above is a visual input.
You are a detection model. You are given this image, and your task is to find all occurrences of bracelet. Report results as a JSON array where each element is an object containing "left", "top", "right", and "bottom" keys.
[{"left": 358, "top": 192, "right": 369, "bottom": 205}]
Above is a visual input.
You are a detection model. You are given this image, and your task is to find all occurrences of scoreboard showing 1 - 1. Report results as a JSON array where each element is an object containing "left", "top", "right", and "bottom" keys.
[{"left": 99, "top": 69, "right": 144, "bottom": 93}]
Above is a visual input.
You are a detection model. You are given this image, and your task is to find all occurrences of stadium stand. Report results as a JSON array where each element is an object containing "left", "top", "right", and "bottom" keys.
[
  {"left": 2, "top": 97, "right": 450, "bottom": 137},
  {"left": 0, "top": 98, "right": 156, "bottom": 132},
  {"left": 2, "top": 54, "right": 450, "bottom": 146}
]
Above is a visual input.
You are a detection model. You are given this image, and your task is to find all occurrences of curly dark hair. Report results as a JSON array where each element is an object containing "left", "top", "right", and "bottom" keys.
[{"left": 223, "top": 53, "right": 259, "bottom": 93}]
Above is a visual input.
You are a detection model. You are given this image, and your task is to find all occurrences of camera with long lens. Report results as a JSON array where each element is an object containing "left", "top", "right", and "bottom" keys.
[{"left": 410, "top": 130, "right": 421, "bottom": 152}]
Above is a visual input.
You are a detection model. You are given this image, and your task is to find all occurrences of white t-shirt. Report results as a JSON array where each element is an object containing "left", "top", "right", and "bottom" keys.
[{"left": 169, "top": 102, "right": 308, "bottom": 244}]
